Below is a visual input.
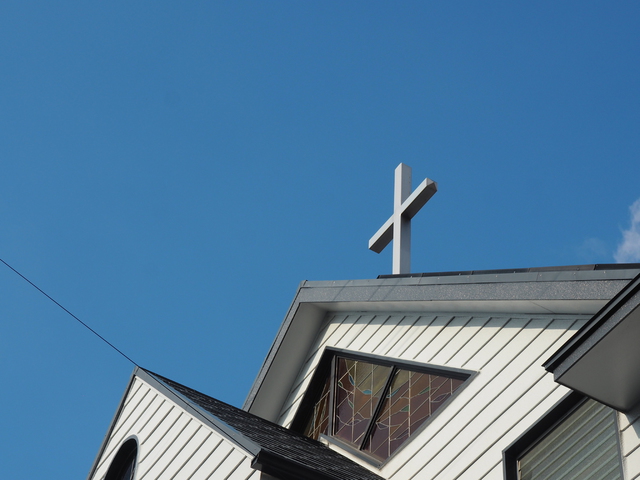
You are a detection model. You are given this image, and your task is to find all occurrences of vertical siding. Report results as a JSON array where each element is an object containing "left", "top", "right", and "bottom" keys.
[
  {"left": 89, "top": 377, "right": 258, "bottom": 480},
  {"left": 277, "top": 311, "right": 589, "bottom": 480}
]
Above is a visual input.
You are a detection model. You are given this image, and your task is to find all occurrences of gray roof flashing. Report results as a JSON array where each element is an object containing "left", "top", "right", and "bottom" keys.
[
  {"left": 379, "top": 263, "right": 640, "bottom": 277},
  {"left": 306, "top": 264, "right": 640, "bottom": 288}
]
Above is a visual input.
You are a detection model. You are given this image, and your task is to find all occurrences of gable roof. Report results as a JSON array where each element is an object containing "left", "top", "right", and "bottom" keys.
[
  {"left": 244, "top": 264, "right": 640, "bottom": 421},
  {"left": 139, "top": 368, "right": 384, "bottom": 480}
]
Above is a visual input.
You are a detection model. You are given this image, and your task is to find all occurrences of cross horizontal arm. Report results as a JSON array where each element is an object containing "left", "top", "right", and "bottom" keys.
[
  {"left": 369, "top": 216, "right": 394, "bottom": 253},
  {"left": 368, "top": 177, "right": 437, "bottom": 254},
  {"left": 402, "top": 178, "right": 437, "bottom": 219}
]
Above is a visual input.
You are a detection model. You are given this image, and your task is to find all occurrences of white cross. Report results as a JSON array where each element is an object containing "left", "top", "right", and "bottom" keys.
[{"left": 369, "top": 163, "right": 437, "bottom": 274}]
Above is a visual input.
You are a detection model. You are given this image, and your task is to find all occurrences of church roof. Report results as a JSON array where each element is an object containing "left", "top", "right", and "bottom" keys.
[
  {"left": 139, "top": 368, "right": 385, "bottom": 480},
  {"left": 244, "top": 263, "right": 640, "bottom": 420}
]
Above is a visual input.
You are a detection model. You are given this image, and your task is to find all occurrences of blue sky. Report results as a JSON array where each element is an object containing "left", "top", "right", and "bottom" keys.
[{"left": 1, "top": 2, "right": 640, "bottom": 478}]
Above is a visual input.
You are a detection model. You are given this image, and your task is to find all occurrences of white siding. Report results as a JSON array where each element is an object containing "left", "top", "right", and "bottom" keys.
[
  {"left": 620, "top": 406, "right": 640, "bottom": 479},
  {"left": 89, "top": 377, "right": 258, "bottom": 480},
  {"left": 277, "top": 312, "right": 589, "bottom": 480}
]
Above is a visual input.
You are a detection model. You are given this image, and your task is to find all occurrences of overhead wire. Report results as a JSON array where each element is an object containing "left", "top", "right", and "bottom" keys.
[{"left": 0, "top": 257, "right": 138, "bottom": 366}]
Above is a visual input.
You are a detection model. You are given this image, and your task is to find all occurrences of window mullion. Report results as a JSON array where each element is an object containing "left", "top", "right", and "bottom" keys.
[
  {"left": 329, "top": 355, "right": 337, "bottom": 435},
  {"left": 360, "top": 365, "right": 398, "bottom": 450}
]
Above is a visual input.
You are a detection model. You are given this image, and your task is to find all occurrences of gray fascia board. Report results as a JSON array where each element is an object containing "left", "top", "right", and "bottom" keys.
[
  {"left": 310, "top": 300, "right": 606, "bottom": 315},
  {"left": 138, "top": 368, "right": 261, "bottom": 457},
  {"left": 294, "top": 281, "right": 630, "bottom": 305},
  {"left": 243, "top": 268, "right": 640, "bottom": 418}
]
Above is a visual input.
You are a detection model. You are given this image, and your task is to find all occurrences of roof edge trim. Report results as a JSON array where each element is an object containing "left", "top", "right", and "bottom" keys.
[
  {"left": 138, "top": 368, "right": 261, "bottom": 456},
  {"left": 379, "top": 263, "right": 640, "bottom": 279},
  {"left": 543, "top": 271, "right": 640, "bottom": 373}
]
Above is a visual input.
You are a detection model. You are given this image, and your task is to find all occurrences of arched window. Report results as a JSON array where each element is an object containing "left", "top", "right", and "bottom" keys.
[{"left": 105, "top": 438, "right": 138, "bottom": 480}]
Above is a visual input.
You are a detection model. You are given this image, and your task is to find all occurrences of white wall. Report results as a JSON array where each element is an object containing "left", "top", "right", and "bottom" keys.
[
  {"left": 277, "top": 311, "right": 588, "bottom": 480},
  {"left": 620, "top": 406, "right": 640, "bottom": 480},
  {"left": 89, "top": 377, "right": 260, "bottom": 480}
]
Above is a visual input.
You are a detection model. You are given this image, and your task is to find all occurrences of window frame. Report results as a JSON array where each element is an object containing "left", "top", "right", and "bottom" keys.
[
  {"left": 105, "top": 436, "right": 139, "bottom": 480},
  {"left": 502, "top": 392, "right": 624, "bottom": 480},
  {"left": 291, "top": 347, "right": 474, "bottom": 466}
]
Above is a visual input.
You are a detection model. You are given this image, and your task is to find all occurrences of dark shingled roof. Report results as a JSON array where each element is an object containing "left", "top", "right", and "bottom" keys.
[{"left": 143, "top": 369, "right": 385, "bottom": 480}]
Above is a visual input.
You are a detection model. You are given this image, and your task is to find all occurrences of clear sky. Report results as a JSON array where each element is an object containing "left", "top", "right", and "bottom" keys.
[{"left": 1, "top": 2, "right": 639, "bottom": 478}]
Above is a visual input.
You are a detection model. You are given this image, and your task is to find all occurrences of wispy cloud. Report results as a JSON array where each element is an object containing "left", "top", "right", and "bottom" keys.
[
  {"left": 578, "top": 237, "right": 608, "bottom": 261},
  {"left": 614, "top": 198, "right": 640, "bottom": 263}
]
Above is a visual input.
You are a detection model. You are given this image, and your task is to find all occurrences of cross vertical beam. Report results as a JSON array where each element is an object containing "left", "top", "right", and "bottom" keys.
[
  {"left": 369, "top": 163, "right": 437, "bottom": 274},
  {"left": 394, "top": 163, "right": 412, "bottom": 274}
]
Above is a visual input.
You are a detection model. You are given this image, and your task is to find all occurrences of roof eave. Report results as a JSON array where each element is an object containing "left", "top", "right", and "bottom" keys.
[
  {"left": 252, "top": 450, "right": 358, "bottom": 480},
  {"left": 544, "top": 272, "right": 640, "bottom": 412}
]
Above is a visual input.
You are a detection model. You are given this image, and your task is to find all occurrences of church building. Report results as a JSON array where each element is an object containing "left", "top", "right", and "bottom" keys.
[{"left": 87, "top": 166, "right": 640, "bottom": 480}]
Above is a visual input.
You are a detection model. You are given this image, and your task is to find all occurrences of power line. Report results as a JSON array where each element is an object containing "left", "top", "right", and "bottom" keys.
[{"left": 0, "top": 257, "right": 137, "bottom": 366}]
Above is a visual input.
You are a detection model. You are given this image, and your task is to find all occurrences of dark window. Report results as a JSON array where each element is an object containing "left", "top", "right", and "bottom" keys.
[
  {"left": 105, "top": 438, "right": 138, "bottom": 480},
  {"left": 503, "top": 393, "right": 623, "bottom": 480},
  {"left": 292, "top": 349, "right": 470, "bottom": 463}
]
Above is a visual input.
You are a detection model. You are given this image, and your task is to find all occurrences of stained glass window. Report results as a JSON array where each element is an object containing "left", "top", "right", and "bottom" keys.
[
  {"left": 334, "top": 358, "right": 391, "bottom": 447},
  {"left": 299, "top": 352, "right": 469, "bottom": 463},
  {"left": 364, "top": 369, "right": 465, "bottom": 460},
  {"left": 303, "top": 375, "right": 331, "bottom": 440}
]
